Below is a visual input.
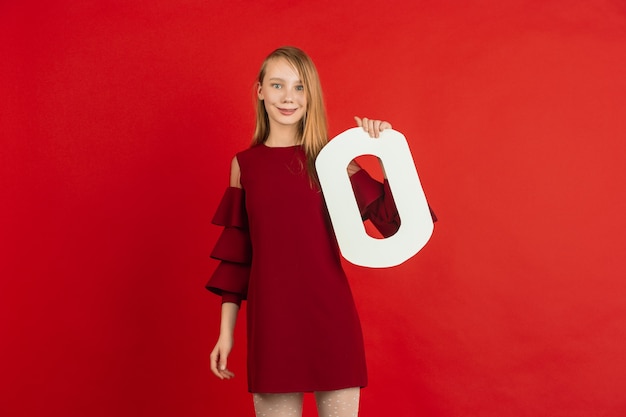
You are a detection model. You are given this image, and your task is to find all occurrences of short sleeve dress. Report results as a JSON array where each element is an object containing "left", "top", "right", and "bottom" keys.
[{"left": 207, "top": 143, "right": 406, "bottom": 394}]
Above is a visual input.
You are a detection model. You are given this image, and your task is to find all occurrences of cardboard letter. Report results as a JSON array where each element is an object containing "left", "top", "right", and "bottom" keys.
[{"left": 315, "top": 128, "right": 433, "bottom": 267}]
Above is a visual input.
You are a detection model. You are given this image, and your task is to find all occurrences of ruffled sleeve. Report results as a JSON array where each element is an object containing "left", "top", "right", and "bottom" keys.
[
  {"left": 349, "top": 169, "right": 437, "bottom": 238},
  {"left": 205, "top": 187, "right": 251, "bottom": 306}
]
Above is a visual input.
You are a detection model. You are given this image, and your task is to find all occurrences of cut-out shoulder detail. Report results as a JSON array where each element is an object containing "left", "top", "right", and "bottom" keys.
[{"left": 230, "top": 156, "right": 242, "bottom": 188}]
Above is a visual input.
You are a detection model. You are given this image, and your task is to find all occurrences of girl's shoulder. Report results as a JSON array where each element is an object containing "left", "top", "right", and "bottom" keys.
[
  {"left": 236, "top": 143, "right": 263, "bottom": 157},
  {"left": 235, "top": 144, "right": 263, "bottom": 166},
  {"left": 229, "top": 144, "right": 267, "bottom": 188}
]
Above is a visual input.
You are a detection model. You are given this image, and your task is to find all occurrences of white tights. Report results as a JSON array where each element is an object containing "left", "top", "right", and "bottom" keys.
[{"left": 253, "top": 387, "right": 360, "bottom": 417}]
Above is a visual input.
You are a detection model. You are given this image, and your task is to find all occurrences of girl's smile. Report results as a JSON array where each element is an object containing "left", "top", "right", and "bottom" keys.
[{"left": 277, "top": 107, "right": 297, "bottom": 115}]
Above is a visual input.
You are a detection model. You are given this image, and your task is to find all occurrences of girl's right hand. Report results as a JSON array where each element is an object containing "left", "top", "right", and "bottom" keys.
[{"left": 210, "top": 335, "right": 235, "bottom": 380}]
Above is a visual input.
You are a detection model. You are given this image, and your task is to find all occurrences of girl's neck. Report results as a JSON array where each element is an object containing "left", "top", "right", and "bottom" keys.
[{"left": 265, "top": 123, "right": 299, "bottom": 147}]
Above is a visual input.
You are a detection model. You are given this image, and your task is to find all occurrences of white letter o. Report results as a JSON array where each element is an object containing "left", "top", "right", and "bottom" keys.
[{"left": 315, "top": 128, "right": 434, "bottom": 268}]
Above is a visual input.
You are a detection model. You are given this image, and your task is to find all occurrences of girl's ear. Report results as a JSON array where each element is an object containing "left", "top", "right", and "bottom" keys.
[{"left": 257, "top": 82, "right": 263, "bottom": 100}]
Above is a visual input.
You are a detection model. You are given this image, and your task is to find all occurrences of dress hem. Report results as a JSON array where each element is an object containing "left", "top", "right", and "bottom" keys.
[{"left": 248, "top": 383, "right": 367, "bottom": 394}]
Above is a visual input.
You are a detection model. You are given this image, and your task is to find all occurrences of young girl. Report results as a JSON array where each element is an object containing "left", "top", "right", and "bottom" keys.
[{"left": 207, "top": 46, "right": 414, "bottom": 417}]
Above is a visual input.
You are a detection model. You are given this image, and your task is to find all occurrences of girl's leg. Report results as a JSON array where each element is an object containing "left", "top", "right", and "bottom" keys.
[
  {"left": 253, "top": 392, "right": 304, "bottom": 417},
  {"left": 314, "top": 387, "right": 360, "bottom": 417}
]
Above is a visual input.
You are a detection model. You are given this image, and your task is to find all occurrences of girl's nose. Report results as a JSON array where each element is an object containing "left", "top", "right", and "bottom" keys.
[{"left": 281, "top": 87, "right": 294, "bottom": 102}]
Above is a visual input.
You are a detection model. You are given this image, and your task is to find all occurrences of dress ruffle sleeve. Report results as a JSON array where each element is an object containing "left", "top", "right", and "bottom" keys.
[
  {"left": 349, "top": 169, "right": 437, "bottom": 238},
  {"left": 206, "top": 187, "right": 251, "bottom": 305}
]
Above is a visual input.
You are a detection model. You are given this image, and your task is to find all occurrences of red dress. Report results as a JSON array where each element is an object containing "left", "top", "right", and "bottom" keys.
[{"left": 207, "top": 144, "right": 401, "bottom": 393}]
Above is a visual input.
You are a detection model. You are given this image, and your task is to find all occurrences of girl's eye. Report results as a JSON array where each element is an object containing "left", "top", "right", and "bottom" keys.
[
  {"left": 272, "top": 83, "right": 282, "bottom": 89},
  {"left": 295, "top": 85, "right": 304, "bottom": 91}
]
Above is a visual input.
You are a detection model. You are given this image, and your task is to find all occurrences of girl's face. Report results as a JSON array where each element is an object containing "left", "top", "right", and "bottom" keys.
[{"left": 257, "top": 58, "right": 307, "bottom": 130}]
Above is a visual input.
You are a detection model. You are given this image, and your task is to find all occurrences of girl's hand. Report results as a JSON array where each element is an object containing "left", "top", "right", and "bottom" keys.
[
  {"left": 210, "top": 335, "right": 235, "bottom": 380},
  {"left": 354, "top": 116, "right": 392, "bottom": 138},
  {"left": 348, "top": 116, "right": 392, "bottom": 175}
]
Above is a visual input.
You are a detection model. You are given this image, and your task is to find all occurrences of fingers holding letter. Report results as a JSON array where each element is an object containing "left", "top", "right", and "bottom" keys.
[{"left": 354, "top": 116, "right": 392, "bottom": 138}]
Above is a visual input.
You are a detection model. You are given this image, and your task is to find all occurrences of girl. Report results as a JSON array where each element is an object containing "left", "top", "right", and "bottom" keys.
[{"left": 207, "top": 46, "right": 412, "bottom": 417}]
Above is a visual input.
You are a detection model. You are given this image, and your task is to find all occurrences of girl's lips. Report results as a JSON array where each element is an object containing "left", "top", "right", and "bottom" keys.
[{"left": 278, "top": 108, "right": 297, "bottom": 115}]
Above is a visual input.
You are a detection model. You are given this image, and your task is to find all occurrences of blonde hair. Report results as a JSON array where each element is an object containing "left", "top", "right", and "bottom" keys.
[{"left": 252, "top": 46, "right": 328, "bottom": 183}]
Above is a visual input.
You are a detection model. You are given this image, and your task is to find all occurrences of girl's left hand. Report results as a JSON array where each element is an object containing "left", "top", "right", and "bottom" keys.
[{"left": 354, "top": 116, "right": 392, "bottom": 138}]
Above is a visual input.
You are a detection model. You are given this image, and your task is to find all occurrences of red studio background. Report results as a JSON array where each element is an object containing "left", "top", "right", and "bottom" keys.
[{"left": 2, "top": 1, "right": 626, "bottom": 416}]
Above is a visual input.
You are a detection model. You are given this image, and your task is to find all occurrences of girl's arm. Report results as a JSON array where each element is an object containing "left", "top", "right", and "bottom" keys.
[
  {"left": 209, "top": 156, "right": 244, "bottom": 380},
  {"left": 210, "top": 301, "right": 239, "bottom": 379}
]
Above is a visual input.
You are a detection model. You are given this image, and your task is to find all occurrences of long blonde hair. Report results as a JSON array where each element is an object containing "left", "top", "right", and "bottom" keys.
[{"left": 252, "top": 46, "right": 328, "bottom": 183}]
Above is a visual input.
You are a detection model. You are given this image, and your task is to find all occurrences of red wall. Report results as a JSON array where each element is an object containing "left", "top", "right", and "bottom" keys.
[{"left": 2, "top": 1, "right": 626, "bottom": 416}]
